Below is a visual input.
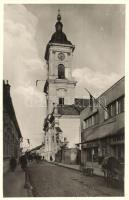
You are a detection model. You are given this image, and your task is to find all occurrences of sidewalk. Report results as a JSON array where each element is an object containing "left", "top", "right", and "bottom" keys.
[
  {"left": 3, "top": 165, "right": 33, "bottom": 197},
  {"left": 51, "top": 161, "right": 104, "bottom": 177}
]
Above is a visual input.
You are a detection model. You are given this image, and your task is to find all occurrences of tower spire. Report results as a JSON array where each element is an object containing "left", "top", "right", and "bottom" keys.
[
  {"left": 57, "top": 9, "right": 61, "bottom": 22},
  {"left": 44, "top": 9, "right": 73, "bottom": 61}
]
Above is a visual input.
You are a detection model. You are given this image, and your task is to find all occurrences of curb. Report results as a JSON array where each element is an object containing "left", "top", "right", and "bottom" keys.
[
  {"left": 46, "top": 161, "right": 104, "bottom": 177},
  {"left": 54, "top": 162, "right": 82, "bottom": 172}
]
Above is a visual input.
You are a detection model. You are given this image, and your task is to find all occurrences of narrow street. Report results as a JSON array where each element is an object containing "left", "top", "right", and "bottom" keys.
[{"left": 28, "top": 161, "right": 124, "bottom": 197}]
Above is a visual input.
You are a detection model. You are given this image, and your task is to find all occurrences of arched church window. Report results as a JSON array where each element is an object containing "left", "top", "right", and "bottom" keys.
[{"left": 58, "top": 64, "right": 65, "bottom": 79}]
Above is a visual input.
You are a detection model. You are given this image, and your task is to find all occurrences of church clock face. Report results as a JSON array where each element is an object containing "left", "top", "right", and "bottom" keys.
[{"left": 58, "top": 52, "right": 65, "bottom": 61}]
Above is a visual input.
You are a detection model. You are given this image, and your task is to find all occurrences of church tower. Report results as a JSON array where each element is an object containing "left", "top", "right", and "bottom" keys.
[
  {"left": 44, "top": 10, "right": 77, "bottom": 114},
  {"left": 43, "top": 10, "right": 79, "bottom": 161}
]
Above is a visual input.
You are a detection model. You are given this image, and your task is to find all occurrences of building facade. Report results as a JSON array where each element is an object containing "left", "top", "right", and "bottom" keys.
[
  {"left": 80, "top": 77, "right": 124, "bottom": 167},
  {"left": 43, "top": 11, "right": 88, "bottom": 161},
  {"left": 3, "top": 80, "right": 22, "bottom": 173}
]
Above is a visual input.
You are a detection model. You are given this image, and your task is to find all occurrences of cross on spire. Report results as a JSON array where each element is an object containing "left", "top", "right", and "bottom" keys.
[
  {"left": 58, "top": 9, "right": 60, "bottom": 15},
  {"left": 57, "top": 9, "right": 61, "bottom": 22}
]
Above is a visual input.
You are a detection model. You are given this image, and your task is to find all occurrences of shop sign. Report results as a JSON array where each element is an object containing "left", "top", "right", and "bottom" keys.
[{"left": 82, "top": 141, "right": 98, "bottom": 148}]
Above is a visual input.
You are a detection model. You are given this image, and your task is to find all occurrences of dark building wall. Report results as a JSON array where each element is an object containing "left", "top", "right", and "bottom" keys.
[{"left": 3, "top": 81, "right": 22, "bottom": 173}]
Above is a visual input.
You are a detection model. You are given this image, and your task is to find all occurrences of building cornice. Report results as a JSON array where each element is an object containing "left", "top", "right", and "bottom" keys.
[
  {"left": 49, "top": 43, "right": 75, "bottom": 52},
  {"left": 49, "top": 78, "right": 77, "bottom": 86}
]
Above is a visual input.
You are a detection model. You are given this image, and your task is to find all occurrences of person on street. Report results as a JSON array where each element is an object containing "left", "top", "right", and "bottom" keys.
[
  {"left": 19, "top": 154, "right": 28, "bottom": 171},
  {"left": 19, "top": 153, "right": 30, "bottom": 189},
  {"left": 50, "top": 156, "right": 53, "bottom": 162},
  {"left": 9, "top": 157, "right": 17, "bottom": 172}
]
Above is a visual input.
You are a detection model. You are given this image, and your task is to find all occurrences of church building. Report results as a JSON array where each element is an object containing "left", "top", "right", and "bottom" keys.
[{"left": 42, "top": 11, "right": 88, "bottom": 161}]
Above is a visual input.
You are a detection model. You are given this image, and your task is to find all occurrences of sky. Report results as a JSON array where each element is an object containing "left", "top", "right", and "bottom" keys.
[{"left": 4, "top": 4, "right": 125, "bottom": 148}]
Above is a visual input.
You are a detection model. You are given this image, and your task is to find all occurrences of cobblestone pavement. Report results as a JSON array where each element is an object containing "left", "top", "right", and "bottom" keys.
[{"left": 28, "top": 161, "right": 124, "bottom": 197}]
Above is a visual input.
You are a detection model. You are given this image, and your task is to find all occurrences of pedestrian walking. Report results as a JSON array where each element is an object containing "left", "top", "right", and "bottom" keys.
[
  {"left": 9, "top": 156, "right": 17, "bottom": 172},
  {"left": 19, "top": 153, "right": 30, "bottom": 189},
  {"left": 19, "top": 154, "right": 27, "bottom": 171},
  {"left": 50, "top": 156, "right": 53, "bottom": 162}
]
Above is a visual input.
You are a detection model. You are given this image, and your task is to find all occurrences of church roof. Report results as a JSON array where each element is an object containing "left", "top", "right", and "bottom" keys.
[
  {"left": 57, "top": 105, "right": 80, "bottom": 116},
  {"left": 57, "top": 98, "right": 89, "bottom": 116},
  {"left": 74, "top": 98, "right": 89, "bottom": 112}
]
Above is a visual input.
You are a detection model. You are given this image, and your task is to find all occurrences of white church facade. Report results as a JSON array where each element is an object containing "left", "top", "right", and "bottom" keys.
[{"left": 42, "top": 11, "right": 88, "bottom": 161}]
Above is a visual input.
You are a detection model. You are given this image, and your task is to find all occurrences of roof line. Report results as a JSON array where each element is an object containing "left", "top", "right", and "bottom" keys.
[{"left": 98, "top": 76, "right": 125, "bottom": 99}]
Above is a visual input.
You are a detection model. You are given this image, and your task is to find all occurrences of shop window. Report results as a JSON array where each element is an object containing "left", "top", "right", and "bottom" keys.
[
  {"left": 87, "top": 149, "right": 92, "bottom": 161},
  {"left": 86, "top": 120, "right": 88, "bottom": 128},
  {"left": 82, "top": 121, "right": 86, "bottom": 129},
  {"left": 118, "top": 96, "right": 124, "bottom": 114},
  {"left": 88, "top": 117, "right": 92, "bottom": 127},
  {"left": 58, "top": 64, "right": 65, "bottom": 79},
  {"left": 107, "top": 101, "right": 116, "bottom": 117},
  {"left": 106, "top": 96, "right": 124, "bottom": 119},
  {"left": 93, "top": 147, "right": 98, "bottom": 162},
  {"left": 84, "top": 112, "right": 98, "bottom": 129},
  {"left": 93, "top": 113, "right": 99, "bottom": 125},
  {"left": 92, "top": 116, "right": 94, "bottom": 125},
  {"left": 107, "top": 104, "right": 112, "bottom": 117},
  {"left": 104, "top": 108, "right": 108, "bottom": 120},
  {"left": 112, "top": 101, "right": 116, "bottom": 117}
]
